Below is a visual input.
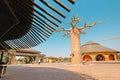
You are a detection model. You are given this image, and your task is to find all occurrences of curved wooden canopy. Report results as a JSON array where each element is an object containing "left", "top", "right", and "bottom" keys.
[
  {"left": 0, "top": 0, "right": 75, "bottom": 50},
  {"left": 15, "top": 48, "right": 40, "bottom": 57}
]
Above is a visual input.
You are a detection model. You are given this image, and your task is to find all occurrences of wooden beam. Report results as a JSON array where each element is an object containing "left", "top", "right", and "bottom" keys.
[
  {"left": 40, "top": 0, "right": 66, "bottom": 18},
  {"left": 54, "top": 0, "right": 70, "bottom": 12}
]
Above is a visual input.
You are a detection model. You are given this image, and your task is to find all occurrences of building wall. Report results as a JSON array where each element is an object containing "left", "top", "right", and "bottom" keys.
[
  {"left": 82, "top": 52, "right": 118, "bottom": 62},
  {"left": 43, "top": 58, "right": 57, "bottom": 63}
]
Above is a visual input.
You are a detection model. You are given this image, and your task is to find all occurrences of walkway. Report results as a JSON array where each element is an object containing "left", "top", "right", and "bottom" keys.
[{"left": 4, "top": 63, "right": 120, "bottom": 80}]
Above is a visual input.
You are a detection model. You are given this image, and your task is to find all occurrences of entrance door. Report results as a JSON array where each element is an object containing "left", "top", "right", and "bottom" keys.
[
  {"left": 83, "top": 55, "right": 92, "bottom": 62},
  {"left": 109, "top": 54, "right": 115, "bottom": 61},
  {"left": 96, "top": 54, "right": 105, "bottom": 61}
]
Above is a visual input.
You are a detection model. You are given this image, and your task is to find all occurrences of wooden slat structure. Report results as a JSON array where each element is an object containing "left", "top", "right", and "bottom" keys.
[
  {"left": 0, "top": 0, "right": 75, "bottom": 50},
  {"left": 15, "top": 48, "right": 40, "bottom": 57}
]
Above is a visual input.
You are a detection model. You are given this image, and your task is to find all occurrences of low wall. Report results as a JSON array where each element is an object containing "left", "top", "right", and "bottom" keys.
[{"left": 83, "top": 61, "right": 120, "bottom": 65}]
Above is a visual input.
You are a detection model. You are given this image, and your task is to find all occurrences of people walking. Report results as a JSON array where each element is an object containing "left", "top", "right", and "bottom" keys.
[{"left": 38, "top": 58, "right": 41, "bottom": 64}]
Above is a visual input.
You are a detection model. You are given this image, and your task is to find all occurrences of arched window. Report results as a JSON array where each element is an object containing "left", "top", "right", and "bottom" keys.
[
  {"left": 109, "top": 54, "right": 115, "bottom": 61},
  {"left": 96, "top": 54, "right": 105, "bottom": 61},
  {"left": 83, "top": 55, "right": 92, "bottom": 62}
]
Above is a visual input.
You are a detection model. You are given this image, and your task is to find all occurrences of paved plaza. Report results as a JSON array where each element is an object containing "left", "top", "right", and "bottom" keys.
[{"left": 4, "top": 63, "right": 120, "bottom": 80}]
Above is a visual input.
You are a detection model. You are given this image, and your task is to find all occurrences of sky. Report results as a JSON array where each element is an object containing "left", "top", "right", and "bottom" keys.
[{"left": 33, "top": 0, "right": 120, "bottom": 57}]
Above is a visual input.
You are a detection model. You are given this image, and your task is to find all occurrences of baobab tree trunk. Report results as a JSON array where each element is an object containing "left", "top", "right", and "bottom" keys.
[
  {"left": 70, "top": 28, "right": 82, "bottom": 64},
  {"left": 58, "top": 16, "right": 97, "bottom": 64}
]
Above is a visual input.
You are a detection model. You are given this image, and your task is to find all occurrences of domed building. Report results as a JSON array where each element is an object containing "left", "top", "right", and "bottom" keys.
[{"left": 81, "top": 41, "right": 119, "bottom": 62}]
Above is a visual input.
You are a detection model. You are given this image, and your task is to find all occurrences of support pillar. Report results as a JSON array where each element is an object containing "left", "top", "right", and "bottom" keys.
[
  {"left": 10, "top": 55, "right": 15, "bottom": 64},
  {"left": 35, "top": 54, "right": 39, "bottom": 63}
]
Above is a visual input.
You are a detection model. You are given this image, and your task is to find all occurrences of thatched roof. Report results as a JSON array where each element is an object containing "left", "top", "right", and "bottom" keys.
[
  {"left": 0, "top": 0, "right": 75, "bottom": 50},
  {"left": 81, "top": 41, "right": 118, "bottom": 53},
  {"left": 16, "top": 48, "right": 40, "bottom": 54}
]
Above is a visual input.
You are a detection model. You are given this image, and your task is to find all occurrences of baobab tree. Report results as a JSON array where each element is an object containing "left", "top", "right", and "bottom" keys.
[{"left": 57, "top": 16, "right": 101, "bottom": 64}]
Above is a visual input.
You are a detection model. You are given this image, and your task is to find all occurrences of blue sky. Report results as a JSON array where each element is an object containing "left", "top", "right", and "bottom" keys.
[{"left": 33, "top": 0, "right": 120, "bottom": 57}]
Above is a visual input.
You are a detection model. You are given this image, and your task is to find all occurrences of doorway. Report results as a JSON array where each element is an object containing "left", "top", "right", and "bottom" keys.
[{"left": 96, "top": 54, "right": 105, "bottom": 61}]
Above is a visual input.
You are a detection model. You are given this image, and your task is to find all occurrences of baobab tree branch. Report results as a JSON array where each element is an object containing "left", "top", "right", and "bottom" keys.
[
  {"left": 63, "top": 32, "right": 70, "bottom": 37},
  {"left": 78, "top": 21, "right": 97, "bottom": 31},
  {"left": 56, "top": 27, "right": 70, "bottom": 37},
  {"left": 56, "top": 27, "right": 70, "bottom": 32},
  {"left": 68, "top": 16, "right": 81, "bottom": 27},
  {"left": 56, "top": 27, "right": 65, "bottom": 32}
]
